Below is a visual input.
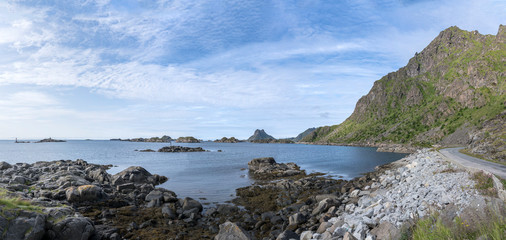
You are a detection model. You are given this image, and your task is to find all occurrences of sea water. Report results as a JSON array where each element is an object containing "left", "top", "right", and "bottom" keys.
[{"left": 0, "top": 140, "right": 406, "bottom": 204}]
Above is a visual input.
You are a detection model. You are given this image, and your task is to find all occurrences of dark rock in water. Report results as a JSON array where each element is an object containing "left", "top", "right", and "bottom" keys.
[
  {"left": 157, "top": 146, "right": 206, "bottom": 152},
  {"left": 139, "top": 149, "right": 155, "bottom": 152},
  {"left": 248, "top": 157, "right": 305, "bottom": 179},
  {"left": 215, "top": 221, "right": 252, "bottom": 240},
  {"left": 248, "top": 129, "right": 275, "bottom": 142}
]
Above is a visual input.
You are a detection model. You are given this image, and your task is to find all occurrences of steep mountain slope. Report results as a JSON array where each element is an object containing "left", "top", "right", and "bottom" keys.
[
  {"left": 302, "top": 25, "right": 505, "bottom": 161},
  {"left": 294, "top": 128, "right": 316, "bottom": 142}
]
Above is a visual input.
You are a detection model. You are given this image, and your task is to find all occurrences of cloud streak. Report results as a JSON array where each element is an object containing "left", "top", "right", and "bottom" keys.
[{"left": 0, "top": 0, "right": 504, "bottom": 139}]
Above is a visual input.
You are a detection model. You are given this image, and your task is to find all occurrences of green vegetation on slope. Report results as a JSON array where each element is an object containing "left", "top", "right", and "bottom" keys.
[{"left": 303, "top": 26, "right": 505, "bottom": 155}]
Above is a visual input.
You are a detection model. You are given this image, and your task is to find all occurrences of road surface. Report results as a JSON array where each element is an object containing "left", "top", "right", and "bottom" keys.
[{"left": 439, "top": 147, "right": 506, "bottom": 179}]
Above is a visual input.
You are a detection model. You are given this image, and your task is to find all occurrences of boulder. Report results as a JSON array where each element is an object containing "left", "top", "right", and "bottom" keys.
[
  {"left": 289, "top": 213, "right": 306, "bottom": 226},
  {"left": 0, "top": 161, "right": 12, "bottom": 170},
  {"left": 47, "top": 217, "right": 96, "bottom": 240},
  {"left": 87, "top": 168, "right": 110, "bottom": 183},
  {"left": 214, "top": 221, "right": 252, "bottom": 240},
  {"left": 112, "top": 166, "right": 153, "bottom": 185},
  {"left": 312, "top": 198, "right": 336, "bottom": 215},
  {"left": 182, "top": 197, "right": 203, "bottom": 212},
  {"left": 370, "top": 221, "right": 400, "bottom": 240},
  {"left": 300, "top": 231, "right": 313, "bottom": 240},
  {"left": 66, "top": 185, "right": 106, "bottom": 203},
  {"left": 276, "top": 230, "right": 299, "bottom": 240},
  {"left": 247, "top": 157, "right": 304, "bottom": 179},
  {"left": 162, "top": 205, "right": 177, "bottom": 220},
  {"left": 0, "top": 210, "right": 46, "bottom": 240},
  {"left": 145, "top": 189, "right": 164, "bottom": 202},
  {"left": 217, "top": 204, "right": 239, "bottom": 215},
  {"left": 10, "top": 175, "right": 28, "bottom": 184},
  {"left": 248, "top": 157, "right": 276, "bottom": 171},
  {"left": 343, "top": 232, "right": 358, "bottom": 240}
]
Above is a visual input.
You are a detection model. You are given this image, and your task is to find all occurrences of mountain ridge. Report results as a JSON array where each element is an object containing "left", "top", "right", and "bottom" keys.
[{"left": 302, "top": 25, "right": 505, "bottom": 161}]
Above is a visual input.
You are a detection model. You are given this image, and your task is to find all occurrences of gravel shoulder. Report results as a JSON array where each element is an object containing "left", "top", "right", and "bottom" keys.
[{"left": 439, "top": 147, "right": 506, "bottom": 179}]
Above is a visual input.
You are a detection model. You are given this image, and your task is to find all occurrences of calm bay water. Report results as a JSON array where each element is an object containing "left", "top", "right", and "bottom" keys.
[{"left": 0, "top": 140, "right": 406, "bottom": 204}]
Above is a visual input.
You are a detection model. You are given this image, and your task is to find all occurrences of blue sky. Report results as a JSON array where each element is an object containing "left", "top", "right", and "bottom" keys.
[{"left": 0, "top": 0, "right": 504, "bottom": 140}]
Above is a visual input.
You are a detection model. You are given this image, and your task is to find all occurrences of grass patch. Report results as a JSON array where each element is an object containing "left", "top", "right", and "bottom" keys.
[
  {"left": 412, "top": 212, "right": 505, "bottom": 240},
  {"left": 459, "top": 149, "right": 506, "bottom": 166},
  {"left": 0, "top": 188, "right": 41, "bottom": 212},
  {"left": 472, "top": 172, "right": 498, "bottom": 197}
]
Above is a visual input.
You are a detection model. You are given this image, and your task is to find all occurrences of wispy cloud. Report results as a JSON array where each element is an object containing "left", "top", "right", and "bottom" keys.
[{"left": 0, "top": 0, "right": 504, "bottom": 139}]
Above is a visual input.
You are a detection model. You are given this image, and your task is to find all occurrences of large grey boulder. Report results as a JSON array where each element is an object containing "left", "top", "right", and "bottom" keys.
[
  {"left": 0, "top": 210, "right": 46, "bottom": 240},
  {"left": 47, "top": 217, "right": 96, "bottom": 240},
  {"left": 312, "top": 198, "right": 336, "bottom": 215},
  {"left": 87, "top": 168, "right": 110, "bottom": 183},
  {"left": 112, "top": 166, "right": 167, "bottom": 186},
  {"left": 66, "top": 185, "right": 106, "bottom": 203},
  {"left": 214, "top": 221, "right": 252, "bottom": 240},
  {"left": 0, "top": 161, "right": 12, "bottom": 170},
  {"left": 248, "top": 157, "right": 276, "bottom": 171},
  {"left": 182, "top": 197, "right": 203, "bottom": 212},
  {"left": 248, "top": 157, "right": 303, "bottom": 179}
]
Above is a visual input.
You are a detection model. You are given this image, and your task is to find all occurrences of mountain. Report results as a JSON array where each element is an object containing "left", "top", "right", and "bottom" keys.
[
  {"left": 302, "top": 25, "right": 505, "bottom": 161},
  {"left": 248, "top": 129, "right": 275, "bottom": 142},
  {"left": 294, "top": 128, "right": 316, "bottom": 142}
]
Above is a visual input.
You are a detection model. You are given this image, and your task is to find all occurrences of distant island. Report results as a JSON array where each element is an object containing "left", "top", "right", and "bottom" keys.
[
  {"left": 36, "top": 138, "right": 66, "bottom": 143},
  {"left": 176, "top": 136, "right": 201, "bottom": 143},
  {"left": 247, "top": 129, "right": 295, "bottom": 143},
  {"left": 110, "top": 135, "right": 172, "bottom": 142},
  {"left": 214, "top": 137, "right": 241, "bottom": 143}
]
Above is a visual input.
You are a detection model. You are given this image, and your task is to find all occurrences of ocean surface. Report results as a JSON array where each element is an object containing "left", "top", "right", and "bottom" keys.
[{"left": 0, "top": 140, "right": 407, "bottom": 205}]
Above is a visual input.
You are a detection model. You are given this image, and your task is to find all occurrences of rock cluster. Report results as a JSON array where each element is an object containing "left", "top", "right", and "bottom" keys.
[
  {"left": 2, "top": 149, "right": 501, "bottom": 240},
  {"left": 293, "top": 150, "right": 492, "bottom": 240},
  {"left": 157, "top": 146, "right": 207, "bottom": 153},
  {"left": 247, "top": 157, "right": 305, "bottom": 179},
  {"left": 216, "top": 149, "right": 503, "bottom": 240},
  {"left": 0, "top": 159, "right": 210, "bottom": 239}
]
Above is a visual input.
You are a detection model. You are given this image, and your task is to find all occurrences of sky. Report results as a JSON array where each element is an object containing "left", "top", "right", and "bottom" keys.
[{"left": 0, "top": 0, "right": 504, "bottom": 140}]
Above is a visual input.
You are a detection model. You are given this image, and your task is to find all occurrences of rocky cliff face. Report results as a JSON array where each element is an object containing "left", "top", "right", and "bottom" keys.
[{"left": 303, "top": 25, "right": 505, "bottom": 161}]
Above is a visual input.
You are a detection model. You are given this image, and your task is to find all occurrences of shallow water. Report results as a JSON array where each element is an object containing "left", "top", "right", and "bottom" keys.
[{"left": 0, "top": 140, "right": 407, "bottom": 204}]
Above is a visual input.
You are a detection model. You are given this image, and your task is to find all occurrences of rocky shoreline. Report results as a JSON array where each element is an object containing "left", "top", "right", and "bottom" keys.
[
  {"left": 1, "top": 149, "right": 503, "bottom": 240},
  {"left": 298, "top": 142, "right": 418, "bottom": 154}
]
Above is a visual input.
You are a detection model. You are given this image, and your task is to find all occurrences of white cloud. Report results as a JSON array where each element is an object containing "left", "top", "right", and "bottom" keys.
[{"left": 0, "top": 0, "right": 504, "bottom": 139}]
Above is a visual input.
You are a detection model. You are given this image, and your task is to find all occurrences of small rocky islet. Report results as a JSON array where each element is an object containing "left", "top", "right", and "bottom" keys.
[
  {"left": 1, "top": 148, "right": 504, "bottom": 240},
  {"left": 137, "top": 146, "right": 207, "bottom": 153}
]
